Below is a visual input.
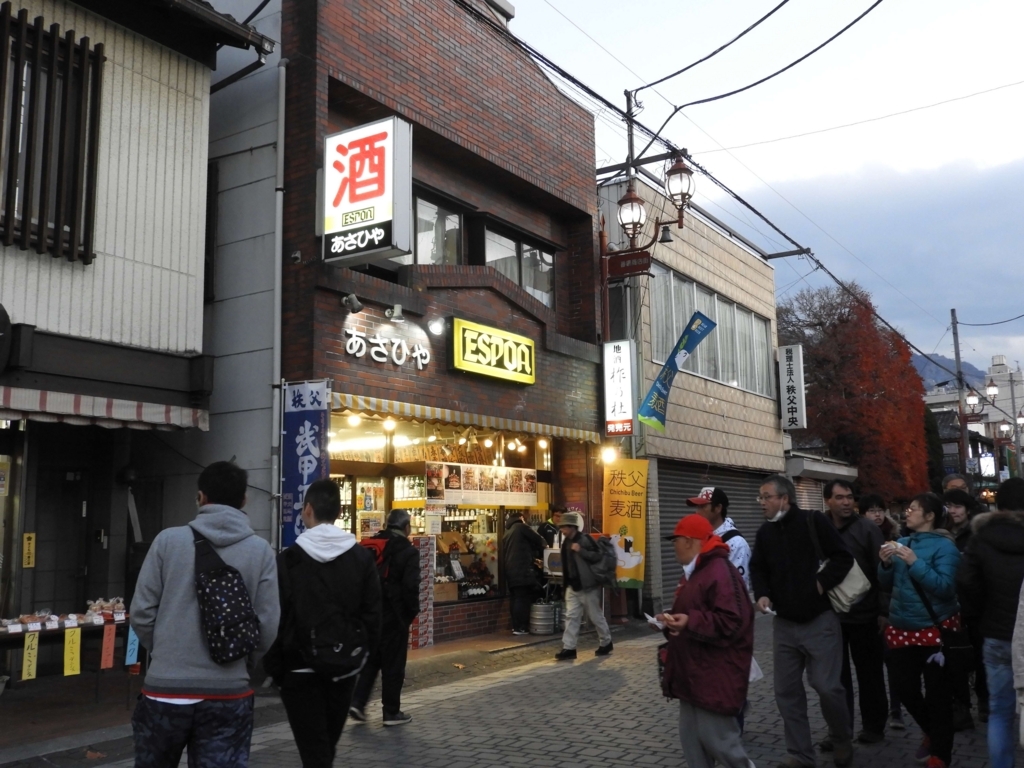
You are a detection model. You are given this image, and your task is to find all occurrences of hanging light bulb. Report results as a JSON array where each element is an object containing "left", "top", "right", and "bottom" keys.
[
  {"left": 347, "top": 414, "right": 361, "bottom": 427},
  {"left": 383, "top": 418, "right": 397, "bottom": 432}
]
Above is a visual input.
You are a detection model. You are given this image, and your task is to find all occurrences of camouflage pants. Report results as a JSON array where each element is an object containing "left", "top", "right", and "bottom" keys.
[{"left": 131, "top": 694, "right": 254, "bottom": 768}]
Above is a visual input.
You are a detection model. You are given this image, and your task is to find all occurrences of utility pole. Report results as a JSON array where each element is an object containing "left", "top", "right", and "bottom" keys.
[
  {"left": 951, "top": 308, "right": 970, "bottom": 476},
  {"left": 1012, "top": 367, "right": 1022, "bottom": 477}
]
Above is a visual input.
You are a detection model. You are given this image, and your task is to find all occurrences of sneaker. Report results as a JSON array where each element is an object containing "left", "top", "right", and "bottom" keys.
[
  {"left": 348, "top": 706, "right": 366, "bottom": 724},
  {"left": 512, "top": 629, "right": 529, "bottom": 636},
  {"left": 554, "top": 648, "right": 577, "bottom": 661},
  {"left": 925, "top": 758, "right": 947, "bottom": 768},
  {"left": 595, "top": 642, "right": 614, "bottom": 656},
  {"left": 817, "top": 738, "right": 834, "bottom": 753},
  {"left": 887, "top": 712, "right": 905, "bottom": 731},
  {"left": 857, "top": 730, "right": 884, "bottom": 744},
  {"left": 833, "top": 740, "right": 854, "bottom": 767},
  {"left": 382, "top": 711, "right": 412, "bottom": 727},
  {"left": 915, "top": 737, "right": 931, "bottom": 764}
]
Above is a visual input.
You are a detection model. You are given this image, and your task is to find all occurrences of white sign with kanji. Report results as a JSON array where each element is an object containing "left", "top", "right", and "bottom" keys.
[
  {"left": 603, "top": 339, "right": 636, "bottom": 436},
  {"left": 322, "top": 117, "right": 413, "bottom": 265},
  {"left": 780, "top": 344, "right": 807, "bottom": 430}
]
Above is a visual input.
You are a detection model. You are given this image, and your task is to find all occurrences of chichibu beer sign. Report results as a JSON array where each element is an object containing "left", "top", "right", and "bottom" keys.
[{"left": 322, "top": 117, "right": 413, "bottom": 265}]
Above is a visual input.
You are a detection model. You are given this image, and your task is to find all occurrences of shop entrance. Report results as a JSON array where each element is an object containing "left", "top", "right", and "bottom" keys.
[{"left": 32, "top": 469, "right": 92, "bottom": 617}]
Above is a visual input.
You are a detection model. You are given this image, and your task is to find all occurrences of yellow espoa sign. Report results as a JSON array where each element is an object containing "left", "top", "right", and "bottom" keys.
[{"left": 450, "top": 318, "right": 536, "bottom": 385}]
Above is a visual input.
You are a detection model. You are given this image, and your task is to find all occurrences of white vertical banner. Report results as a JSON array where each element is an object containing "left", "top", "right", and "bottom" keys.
[
  {"left": 603, "top": 339, "right": 637, "bottom": 436},
  {"left": 780, "top": 344, "right": 807, "bottom": 430}
]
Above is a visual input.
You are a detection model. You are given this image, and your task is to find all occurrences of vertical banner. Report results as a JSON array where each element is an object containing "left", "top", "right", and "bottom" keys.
[
  {"left": 281, "top": 381, "right": 331, "bottom": 549},
  {"left": 603, "top": 339, "right": 636, "bottom": 436},
  {"left": 602, "top": 458, "right": 649, "bottom": 588},
  {"left": 779, "top": 344, "right": 807, "bottom": 430},
  {"left": 637, "top": 312, "right": 717, "bottom": 432},
  {"left": 125, "top": 626, "right": 140, "bottom": 666},
  {"left": 22, "top": 631, "right": 38, "bottom": 681},
  {"left": 101, "top": 624, "right": 116, "bottom": 669},
  {"left": 408, "top": 535, "right": 436, "bottom": 649},
  {"left": 0, "top": 456, "right": 10, "bottom": 497},
  {"left": 64, "top": 627, "right": 81, "bottom": 676},
  {"left": 22, "top": 532, "right": 35, "bottom": 568}
]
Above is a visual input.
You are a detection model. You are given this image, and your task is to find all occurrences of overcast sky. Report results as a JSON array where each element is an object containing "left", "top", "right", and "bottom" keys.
[{"left": 509, "top": 0, "right": 1024, "bottom": 372}]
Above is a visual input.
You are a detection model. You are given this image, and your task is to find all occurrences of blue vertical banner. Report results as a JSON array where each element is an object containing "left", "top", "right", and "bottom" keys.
[
  {"left": 637, "top": 311, "right": 717, "bottom": 432},
  {"left": 281, "top": 380, "right": 331, "bottom": 548},
  {"left": 125, "top": 626, "right": 140, "bottom": 666}
]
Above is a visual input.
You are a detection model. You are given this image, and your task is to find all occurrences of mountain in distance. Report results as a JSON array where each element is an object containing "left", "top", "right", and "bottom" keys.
[{"left": 912, "top": 353, "right": 985, "bottom": 390}]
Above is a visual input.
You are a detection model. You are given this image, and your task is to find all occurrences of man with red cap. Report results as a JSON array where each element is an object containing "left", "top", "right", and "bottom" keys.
[
  {"left": 660, "top": 514, "right": 755, "bottom": 768},
  {"left": 687, "top": 487, "right": 751, "bottom": 592}
]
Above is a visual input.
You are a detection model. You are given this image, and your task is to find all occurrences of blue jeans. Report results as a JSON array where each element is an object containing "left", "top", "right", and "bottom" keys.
[{"left": 984, "top": 638, "right": 1016, "bottom": 768}]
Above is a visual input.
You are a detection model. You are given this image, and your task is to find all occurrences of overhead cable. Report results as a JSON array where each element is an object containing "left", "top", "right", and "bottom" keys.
[{"left": 959, "top": 311, "right": 1024, "bottom": 327}]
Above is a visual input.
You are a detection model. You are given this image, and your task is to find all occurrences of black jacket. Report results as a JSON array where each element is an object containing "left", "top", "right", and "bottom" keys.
[
  {"left": 266, "top": 542, "right": 382, "bottom": 676},
  {"left": 375, "top": 528, "right": 421, "bottom": 628},
  {"left": 750, "top": 505, "right": 854, "bottom": 623},
  {"left": 951, "top": 521, "right": 972, "bottom": 553},
  {"left": 502, "top": 519, "right": 547, "bottom": 588},
  {"left": 832, "top": 513, "right": 884, "bottom": 624},
  {"left": 957, "top": 511, "right": 1024, "bottom": 641},
  {"left": 561, "top": 530, "right": 603, "bottom": 591}
]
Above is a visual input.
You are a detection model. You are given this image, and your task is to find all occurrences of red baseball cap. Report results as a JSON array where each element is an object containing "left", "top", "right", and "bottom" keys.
[{"left": 665, "top": 514, "right": 714, "bottom": 541}]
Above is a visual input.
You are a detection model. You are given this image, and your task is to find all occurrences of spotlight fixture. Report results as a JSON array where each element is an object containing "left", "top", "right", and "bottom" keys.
[
  {"left": 341, "top": 293, "right": 364, "bottom": 313},
  {"left": 483, "top": 437, "right": 494, "bottom": 449},
  {"left": 428, "top": 318, "right": 445, "bottom": 335},
  {"left": 517, "top": 444, "right": 527, "bottom": 453},
  {"left": 468, "top": 430, "right": 478, "bottom": 447},
  {"left": 600, "top": 445, "right": 619, "bottom": 464},
  {"left": 429, "top": 427, "right": 441, "bottom": 443},
  {"left": 385, "top": 304, "right": 406, "bottom": 323},
  {"left": 442, "top": 444, "right": 453, "bottom": 457},
  {"left": 537, "top": 438, "right": 549, "bottom": 450},
  {"left": 382, "top": 418, "right": 397, "bottom": 432},
  {"left": 347, "top": 415, "right": 361, "bottom": 427}
]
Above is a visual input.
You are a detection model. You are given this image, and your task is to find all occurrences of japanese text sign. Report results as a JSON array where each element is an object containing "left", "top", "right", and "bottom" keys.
[
  {"left": 603, "top": 340, "right": 636, "bottom": 436},
  {"left": 0, "top": 457, "right": 9, "bottom": 497},
  {"left": 601, "top": 458, "right": 649, "bottom": 589},
  {"left": 64, "top": 627, "right": 81, "bottom": 676},
  {"left": 22, "top": 631, "right": 38, "bottom": 681},
  {"left": 607, "top": 251, "right": 651, "bottom": 279},
  {"left": 281, "top": 381, "right": 331, "bottom": 548},
  {"left": 344, "top": 327, "right": 431, "bottom": 371},
  {"left": 125, "top": 626, "right": 140, "bottom": 666},
  {"left": 637, "top": 311, "right": 717, "bottom": 432},
  {"left": 779, "top": 344, "right": 807, "bottom": 430},
  {"left": 22, "top": 532, "right": 35, "bottom": 568},
  {"left": 449, "top": 318, "right": 536, "bottom": 385},
  {"left": 323, "top": 117, "right": 413, "bottom": 265},
  {"left": 101, "top": 624, "right": 116, "bottom": 669}
]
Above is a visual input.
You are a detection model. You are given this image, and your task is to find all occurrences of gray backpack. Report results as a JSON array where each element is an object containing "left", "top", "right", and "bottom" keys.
[{"left": 589, "top": 536, "right": 618, "bottom": 588}]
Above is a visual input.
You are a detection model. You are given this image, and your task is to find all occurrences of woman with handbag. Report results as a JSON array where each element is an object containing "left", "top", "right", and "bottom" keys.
[{"left": 878, "top": 492, "right": 963, "bottom": 768}]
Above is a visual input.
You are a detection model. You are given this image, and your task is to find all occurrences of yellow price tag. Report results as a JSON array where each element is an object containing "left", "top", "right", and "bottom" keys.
[
  {"left": 64, "top": 627, "right": 81, "bottom": 676},
  {"left": 23, "top": 631, "right": 38, "bottom": 681},
  {"left": 22, "top": 532, "right": 36, "bottom": 568}
]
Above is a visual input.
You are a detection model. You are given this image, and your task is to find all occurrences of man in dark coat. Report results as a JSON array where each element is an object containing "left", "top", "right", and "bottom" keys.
[
  {"left": 957, "top": 477, "right": 1024, "bottom": 768},
  {"left": 502, "top": 512, "right": 547, "bottom": 635},
  {"left": 661, "top": 514, "right": 754, "bottom": 768},
  {"left": 750, "top": 474, "right": 855, "bottom": 768},
  {"left": 349, "top": 509, "right": 421, "bottom": 727}
]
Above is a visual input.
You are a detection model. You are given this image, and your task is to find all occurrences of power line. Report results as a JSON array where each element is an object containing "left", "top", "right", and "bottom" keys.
[
  {"left": 960, "top": 311, "right": 1024, "bottom": 327},
  {"left": 691, "top": 78, "right": 1024, "bottom": 155},
  {"left": 636, "top": 0, "right": 794, "bottom": 94},
  {"left": 635, "top": 0, "right": 889, "bottom": 161}
]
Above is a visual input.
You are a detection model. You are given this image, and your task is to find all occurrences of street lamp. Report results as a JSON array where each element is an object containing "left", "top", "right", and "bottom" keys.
[
  {"left": 664, "top": 156, "right": 694, "bottom": 225},
  {"left": 966, "top": 390, "right": 980, "bottom": 407},
  {"left": 987, "top": 379, "right": 999, "bottom": 398},
  {"left": 616, "top": 183, "right": 647, "bottom": 245}
]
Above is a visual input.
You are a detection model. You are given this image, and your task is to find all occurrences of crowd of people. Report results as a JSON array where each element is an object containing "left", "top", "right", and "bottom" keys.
[{"left": 657, "top": 471, "right": 1024, "bottom": 768}]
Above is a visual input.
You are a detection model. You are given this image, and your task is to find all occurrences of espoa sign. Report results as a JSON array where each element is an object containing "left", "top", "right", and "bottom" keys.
[{"left": 450, "top": 318, "right": 536, "bottom": 385}]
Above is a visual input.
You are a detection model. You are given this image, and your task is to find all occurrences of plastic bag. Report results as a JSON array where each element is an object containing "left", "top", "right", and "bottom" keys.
[{"left": 749, "top": 656, "right": 764, "bottom": 683}]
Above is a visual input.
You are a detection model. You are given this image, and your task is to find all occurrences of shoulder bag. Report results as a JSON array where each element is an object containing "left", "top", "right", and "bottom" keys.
[
  {"left": 807, "top": 513, "right": 871, "bottom": 613},
  {"left": 907, "top": 561, "right": 975, "bottom": 673}
]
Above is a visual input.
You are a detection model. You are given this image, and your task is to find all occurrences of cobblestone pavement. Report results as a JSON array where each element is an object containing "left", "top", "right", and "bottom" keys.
[{"left": 96, "top": 615, "right": 1009, "bottom": 768}]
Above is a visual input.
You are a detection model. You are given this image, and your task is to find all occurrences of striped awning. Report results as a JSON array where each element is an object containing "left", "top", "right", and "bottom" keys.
[
  {"left": 0, "top": 386, "right": 208, "bottom": 431},
  {"left": 332, "top": 392, "right": 601, "bottom": 443}
]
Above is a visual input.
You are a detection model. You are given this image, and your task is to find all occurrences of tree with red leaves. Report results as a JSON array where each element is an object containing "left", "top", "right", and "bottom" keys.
[{"left": 778, "top": 283, "right": 928, "bottom": 502}]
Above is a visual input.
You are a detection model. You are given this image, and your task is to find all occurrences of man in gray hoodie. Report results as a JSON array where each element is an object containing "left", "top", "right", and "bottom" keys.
[{"left": 130, "top": 461, "right": 279, "bottom": 767}]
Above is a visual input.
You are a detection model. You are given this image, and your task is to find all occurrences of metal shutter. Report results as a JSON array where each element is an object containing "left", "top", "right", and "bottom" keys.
[
  {"left": 794, "top": 477, "right": 823, "bottom": 513},
  {"left": 657, "top": 461, "right": 768, "bottom": 607}
]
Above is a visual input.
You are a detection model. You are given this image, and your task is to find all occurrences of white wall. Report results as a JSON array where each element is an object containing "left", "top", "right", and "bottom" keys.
[{"left": 0, "top": 0, "right": 210, "bottom": 354}]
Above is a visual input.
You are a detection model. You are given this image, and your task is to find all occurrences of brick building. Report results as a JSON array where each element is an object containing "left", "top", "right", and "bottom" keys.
[{"left": 270, "top": 0, "right": 604, "bottom": 641}]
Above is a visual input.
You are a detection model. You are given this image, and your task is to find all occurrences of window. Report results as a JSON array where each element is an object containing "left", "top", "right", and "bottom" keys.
[
  {"left": 484, "top": 229, "right": 555, "bottom": 307},
  {"left": 0, "top": 8, "right": 104, "bottom": 263},
  {"left": 650, "top": 262, "right": 774, "bottom": 397},
  {"left": 415, "top": 198, "right": 460, "bottom": 265}
]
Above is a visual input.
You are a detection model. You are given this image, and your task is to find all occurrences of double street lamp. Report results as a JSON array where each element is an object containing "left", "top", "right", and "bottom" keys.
[{"left": 615, "top": 156, "right": 695, "bottom": 249}]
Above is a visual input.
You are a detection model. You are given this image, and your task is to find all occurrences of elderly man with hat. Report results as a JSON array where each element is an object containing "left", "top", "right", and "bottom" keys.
[
  {"left": 688, "top": 487, "right": 751, "bottom": 592},
  {"left": 660, "top": 514, "right": 755, "bottom": 768},
  {"left": 554, "top": 511, "right": 613, "bottom": 660}
]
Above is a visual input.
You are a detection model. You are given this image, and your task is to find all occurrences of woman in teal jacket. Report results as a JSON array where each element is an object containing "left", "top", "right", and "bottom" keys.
[{"left": 877, "top": 493, "right": 962, "bottom": 768}]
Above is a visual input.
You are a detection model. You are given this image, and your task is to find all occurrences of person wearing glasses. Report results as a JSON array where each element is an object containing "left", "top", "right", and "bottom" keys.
[{"left": 750, "top": 474, "right": 855, "bottom": 768}]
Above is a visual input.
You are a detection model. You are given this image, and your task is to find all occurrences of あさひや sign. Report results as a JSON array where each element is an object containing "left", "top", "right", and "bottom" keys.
[
  {"left": 449, "top": 318, "right": 536, "bottom": 385},
  {"left": 779, "top": 344, "right": 807, "bottom": 430},
  {"left": 280, "top": 381, "right": 331, "bottom": 548},
  {"left": 322, "top": 117, "right": 412, "bottom": 265}
]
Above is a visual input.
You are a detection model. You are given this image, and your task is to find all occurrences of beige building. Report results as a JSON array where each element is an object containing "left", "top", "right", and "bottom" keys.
[{"left": 599, "top": 177, "right": 786, "bottom": 612}]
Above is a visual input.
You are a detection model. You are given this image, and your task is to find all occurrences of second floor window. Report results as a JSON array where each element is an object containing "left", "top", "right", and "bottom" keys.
[{"left": 485, "top": 230, "right": 554, "bottom": 308}]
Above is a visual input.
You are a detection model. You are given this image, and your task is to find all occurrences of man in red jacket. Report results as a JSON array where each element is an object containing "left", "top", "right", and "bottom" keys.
[{"left": 660, "top": 514, "right": 755, "bottom": 768}]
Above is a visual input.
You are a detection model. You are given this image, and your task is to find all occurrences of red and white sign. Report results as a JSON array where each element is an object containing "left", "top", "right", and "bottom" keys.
[
  {"left": 603, "top": 339, "right": 636, "bottom": 436},
  {"left": 607, "top": 251, "right": 651, "bottom": 279},
  {"left": 322, "top": 117, "right": 413, "bottom": 265}
]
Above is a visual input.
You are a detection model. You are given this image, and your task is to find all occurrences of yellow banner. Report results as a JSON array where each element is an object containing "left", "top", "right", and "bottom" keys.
[
  {"left": 64, "top": 627, "right": 81, "bottom": 676},
  {"left": 22, "top": 532, "right": 35, "bottom": 568},
  {"left": 602, "top": 458, "right": 649, "bottom": 588},
  {"left": 23, "top": 631, "right": 38, "bottom": 681}
]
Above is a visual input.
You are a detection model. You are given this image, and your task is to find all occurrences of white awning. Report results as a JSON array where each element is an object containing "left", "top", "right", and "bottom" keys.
[{"left": 0, "top": 386, "right": 208, "bottom": 431}]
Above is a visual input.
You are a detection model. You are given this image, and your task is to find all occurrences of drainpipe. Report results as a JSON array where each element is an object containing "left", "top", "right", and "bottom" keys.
[{"left": 270, "top": 58, "right": 288, "bottom": 550}]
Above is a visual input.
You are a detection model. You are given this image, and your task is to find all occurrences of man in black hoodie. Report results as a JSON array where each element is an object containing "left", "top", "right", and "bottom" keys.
[
  {"left": 349, "top": 509, "right": 421, "bottom": 726},
  {"left": 750, "top": 474, "right": 855, "bottom": 768},
  {"left": 503, "top": 511, "right": 547, "bottom": 635},
  {"left": 957, "top": 477, "right": 1024, "bottom": 768},
  {"left": 265, "top": 479, "right": 381, "bottom": 768}
]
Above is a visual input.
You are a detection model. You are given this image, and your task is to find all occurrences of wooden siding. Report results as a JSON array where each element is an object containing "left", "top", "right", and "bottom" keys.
[{"left": 0, "top": 0, "right": 210, "bottom": 354}]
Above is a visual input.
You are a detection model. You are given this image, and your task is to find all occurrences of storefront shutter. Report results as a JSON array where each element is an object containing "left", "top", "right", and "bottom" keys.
[
  {"left": 657, "top": 461, "right": 768, "bottom": 607},
  {"left": 794, "top": 477, "right": 824, "bottom": 513}
]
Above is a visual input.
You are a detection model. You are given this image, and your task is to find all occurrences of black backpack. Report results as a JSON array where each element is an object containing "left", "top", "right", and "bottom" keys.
[
  {"left": 192, "top": 527, "right": 261, "bottom": 665},
  {"left": 589, "top": 536, "right": 619, "bottom": 588},
  {"left": 288, "top": 548, "right": 369, "bottom": 679}
]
